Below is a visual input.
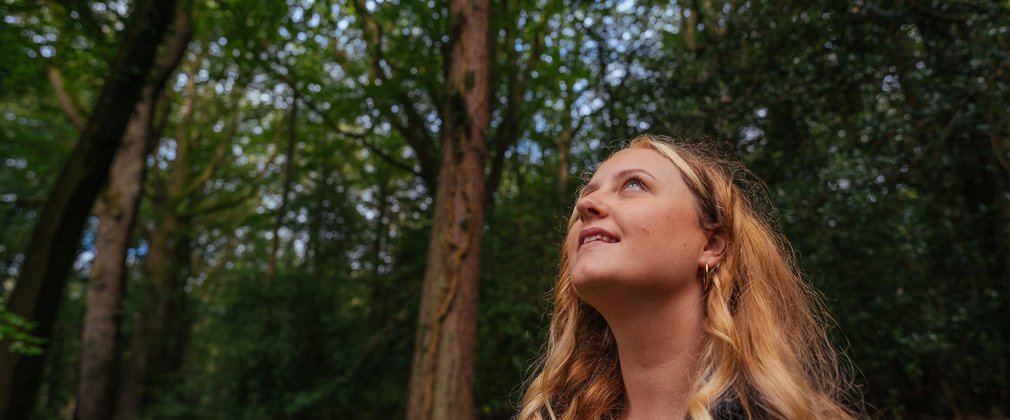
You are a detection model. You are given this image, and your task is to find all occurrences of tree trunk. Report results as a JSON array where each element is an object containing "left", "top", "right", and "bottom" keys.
[
  {"left": 266, "top": 99, "right": 298, "bottom": 283},
  {"left": 0, "top": 1, "right": 178, "bottom": 418},
  {"left": 114, "top": 198, "right": 188, "bottom": 420},
  {"left": 405, "top": 0, "right": 490, "bottom": 418},
  {"left": 556, "top": 115, "right": 574, "bottom": 201},
  {"left": 73, "top": 8, "right": 192, "bottom": 420},
  {"left": 308, "top": 160, "right": 330, "bottom": 275},
  {"left": 369, "top": 172, "right": 391, "bottom": 327},
  {"left": 115, "top": 58, "right": 200, "bottom": 420}
]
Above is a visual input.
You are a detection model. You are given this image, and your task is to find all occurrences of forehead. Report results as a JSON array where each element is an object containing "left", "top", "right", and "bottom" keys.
[{"left": 589, "top": 148, "right": 683, "bottom": 181}]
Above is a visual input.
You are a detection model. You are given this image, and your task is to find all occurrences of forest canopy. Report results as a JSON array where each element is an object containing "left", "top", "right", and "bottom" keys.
[{"left": 1, "top": 0, "right": 1008, "bottom": 419}]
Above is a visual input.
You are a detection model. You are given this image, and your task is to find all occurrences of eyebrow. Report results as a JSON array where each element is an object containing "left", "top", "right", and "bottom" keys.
[{"left": 579, "top": 168, "right": 658, "bottom": 197}]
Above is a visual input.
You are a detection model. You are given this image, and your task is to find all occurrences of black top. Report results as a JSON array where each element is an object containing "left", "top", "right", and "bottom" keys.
[{"left": 713, "top": 399, "right": 762, "bottom": 420}]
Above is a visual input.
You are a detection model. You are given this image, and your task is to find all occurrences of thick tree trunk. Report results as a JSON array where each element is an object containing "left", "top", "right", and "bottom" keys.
[
  {"left": 75, "top": 90, "right": 153, "bottom": 420},
  {"left": 0, "top": 1, "right": 178, "bottom": 419},
  {"left": 405, "top": 0, "right": 490, "bottom": 418},
  {"left": 74, "top": 8, "right": 192, "bottom": 420}
]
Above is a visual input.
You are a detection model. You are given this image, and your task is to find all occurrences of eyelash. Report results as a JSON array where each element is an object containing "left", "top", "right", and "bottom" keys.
[{"left": 621, "top": 175, "right": 646, "bottom": 192}]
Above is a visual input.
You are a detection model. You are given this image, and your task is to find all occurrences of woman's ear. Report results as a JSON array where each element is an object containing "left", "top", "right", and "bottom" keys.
[{"left": 700, "top": 228, "right": 727, "bottom": 267}]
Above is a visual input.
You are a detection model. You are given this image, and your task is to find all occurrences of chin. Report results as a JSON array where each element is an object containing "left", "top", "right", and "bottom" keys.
[
  {"left": 569, "top": 266, "right": 622, "bottom": 301},
  {"left": 570, "top": 266, "right": 695, "bottom": 310}
]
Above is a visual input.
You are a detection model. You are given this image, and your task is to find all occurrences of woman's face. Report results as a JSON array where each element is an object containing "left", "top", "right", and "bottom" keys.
[{"left": 565, "top": 148, "right": 713, "bottom": 301}]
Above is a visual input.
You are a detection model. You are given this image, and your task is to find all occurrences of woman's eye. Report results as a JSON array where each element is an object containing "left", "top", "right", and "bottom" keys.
[{"left": 622, "top": 177, "right": 645, "bottom": 191}]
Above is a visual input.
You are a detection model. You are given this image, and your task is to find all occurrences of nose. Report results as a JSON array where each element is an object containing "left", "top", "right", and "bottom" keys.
[{"left": 575, "top": 192, "right": 609, "bottom": 221}]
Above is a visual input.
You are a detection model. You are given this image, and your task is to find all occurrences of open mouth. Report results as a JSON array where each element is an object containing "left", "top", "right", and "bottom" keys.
[
  {"left": 582, "top": 233, "right": 617, "bottom": 245},
  {"left": 578, "top": 227, "right": 620, "bottom": 248}
]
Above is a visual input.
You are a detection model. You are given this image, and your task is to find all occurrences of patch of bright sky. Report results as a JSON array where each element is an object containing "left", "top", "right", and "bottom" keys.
[
  {"left": 516, "top": 140, "right": 543, "bottom": 164},
  {"left": 616, "top": 0, "right": 635, "bottom": 13}
]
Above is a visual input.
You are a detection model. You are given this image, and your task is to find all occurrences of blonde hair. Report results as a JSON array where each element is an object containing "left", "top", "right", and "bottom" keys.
[{"left": 518, "top": 135, "right": 857, "bottom": 419}]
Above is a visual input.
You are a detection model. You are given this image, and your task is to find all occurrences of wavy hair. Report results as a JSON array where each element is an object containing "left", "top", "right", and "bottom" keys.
[{"left": 518, "top": 135, "right": 857, "bottom": 419}]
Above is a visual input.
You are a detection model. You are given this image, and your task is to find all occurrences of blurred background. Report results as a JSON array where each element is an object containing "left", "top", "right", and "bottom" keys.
[{"left": 1, "top": 0, "right": 1008, "bottom": 419}]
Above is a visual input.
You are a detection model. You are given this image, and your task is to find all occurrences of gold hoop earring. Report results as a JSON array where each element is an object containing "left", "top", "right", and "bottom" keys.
[{"left": 704, "top": 262, "right": 711, "bottom": 290}]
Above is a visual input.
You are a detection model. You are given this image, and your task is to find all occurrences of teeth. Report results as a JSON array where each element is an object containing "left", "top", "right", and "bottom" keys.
[{"left": 582, "top": 234, "right": 615, "bottom": 245}]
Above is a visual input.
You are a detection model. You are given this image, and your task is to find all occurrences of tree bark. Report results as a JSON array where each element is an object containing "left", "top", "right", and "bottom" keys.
[
  {"left": 114, "top": 56, "right": 202, "bottom": 420},
  {"left": 74, "top": 7, "right": 192, "bottom": 420},
  {"left": 0, "top": 1, "right": 178, "bottom": 418},
  {"left": 405, "top": 0, "right": 490, "bottom": 418}
]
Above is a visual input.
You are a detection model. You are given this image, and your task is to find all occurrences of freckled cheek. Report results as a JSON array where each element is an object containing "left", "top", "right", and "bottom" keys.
[{"left": 652, "top": 211, "right": 700, "bottom": 252}]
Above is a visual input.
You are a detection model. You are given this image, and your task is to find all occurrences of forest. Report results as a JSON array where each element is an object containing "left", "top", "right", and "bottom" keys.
[{"left": 1, "top": 0, "right": 1008, "bottom": 419}]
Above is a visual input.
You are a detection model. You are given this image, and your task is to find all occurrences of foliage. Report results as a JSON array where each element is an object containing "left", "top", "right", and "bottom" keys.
[
  {"left": 1, "top": 0, "right": 1008, "bottom": 418},
  {"left": 0, "top": 307, "right": 45, "bottom": 356}
]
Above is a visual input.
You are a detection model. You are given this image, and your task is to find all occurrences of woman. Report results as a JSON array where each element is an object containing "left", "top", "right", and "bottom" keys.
[{"left": 519, "top": 135, "right": 857, "bottom": 419}]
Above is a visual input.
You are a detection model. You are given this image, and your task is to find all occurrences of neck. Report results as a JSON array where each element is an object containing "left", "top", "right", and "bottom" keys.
[{"left": 599, "top": 284, "right": 706, "bottom": 420}]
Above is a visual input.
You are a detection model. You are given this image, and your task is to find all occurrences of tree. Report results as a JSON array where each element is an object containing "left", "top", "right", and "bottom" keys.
[
  {"left": 0, "top": 1, "right": 179, "bottom": 418},
  {"left": 115, "top": 58, "right": 250, "bottom": 420},
  {"left": 74, "top": 6, "right": 193, "bottom": 420},
  {"left": 1, "top": 1, "right": 1005, "bottom": 417},
  {"left": 405, "top": 0, "right": 490, "bottom": 418}
]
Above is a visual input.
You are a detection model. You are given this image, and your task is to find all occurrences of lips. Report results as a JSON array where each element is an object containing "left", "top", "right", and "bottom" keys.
[{"left": 578, "top": 227, "right": 620, "bottom": 249}]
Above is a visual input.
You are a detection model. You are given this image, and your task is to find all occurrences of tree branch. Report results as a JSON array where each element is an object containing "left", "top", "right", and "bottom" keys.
[
  {"left": 186, "top": 186, "right": 259, "bottom": 217},
  {"left": 148, "top": 5, "right": 193, "bottom": 93},
  {"left": 49, "top": 0, "right": 107, "bottom": 43},
  {"left": 484, "top": 0, "right": 560, "bottom": 209},
  {"left": 47, "top": 67, "right": 86, "bottom": 130},
  {"left": 302, "top": 99, "right": 424, "bottom": 179},
  {"left": 699, "top": 0, "right": 729, "bottom": 41},
  {"left": 181, "top": 87, "right": 245, "bottom": 200},
  {"left": 681, "top": 3, "right": 698, "bottom": 52},
  {"left": 350, "top": 0, "right": 439, "bottom": 183},
  {"left": 152, "top": 90, "right": 174, "bottom": 147}
]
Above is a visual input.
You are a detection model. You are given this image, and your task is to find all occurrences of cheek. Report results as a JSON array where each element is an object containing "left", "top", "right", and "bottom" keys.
[
  {"left": 564, "top": 224, "right": 581, "bottom": 256},
  {"left": 632, "top": 208, "right": 704, "bottom": 260}
]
